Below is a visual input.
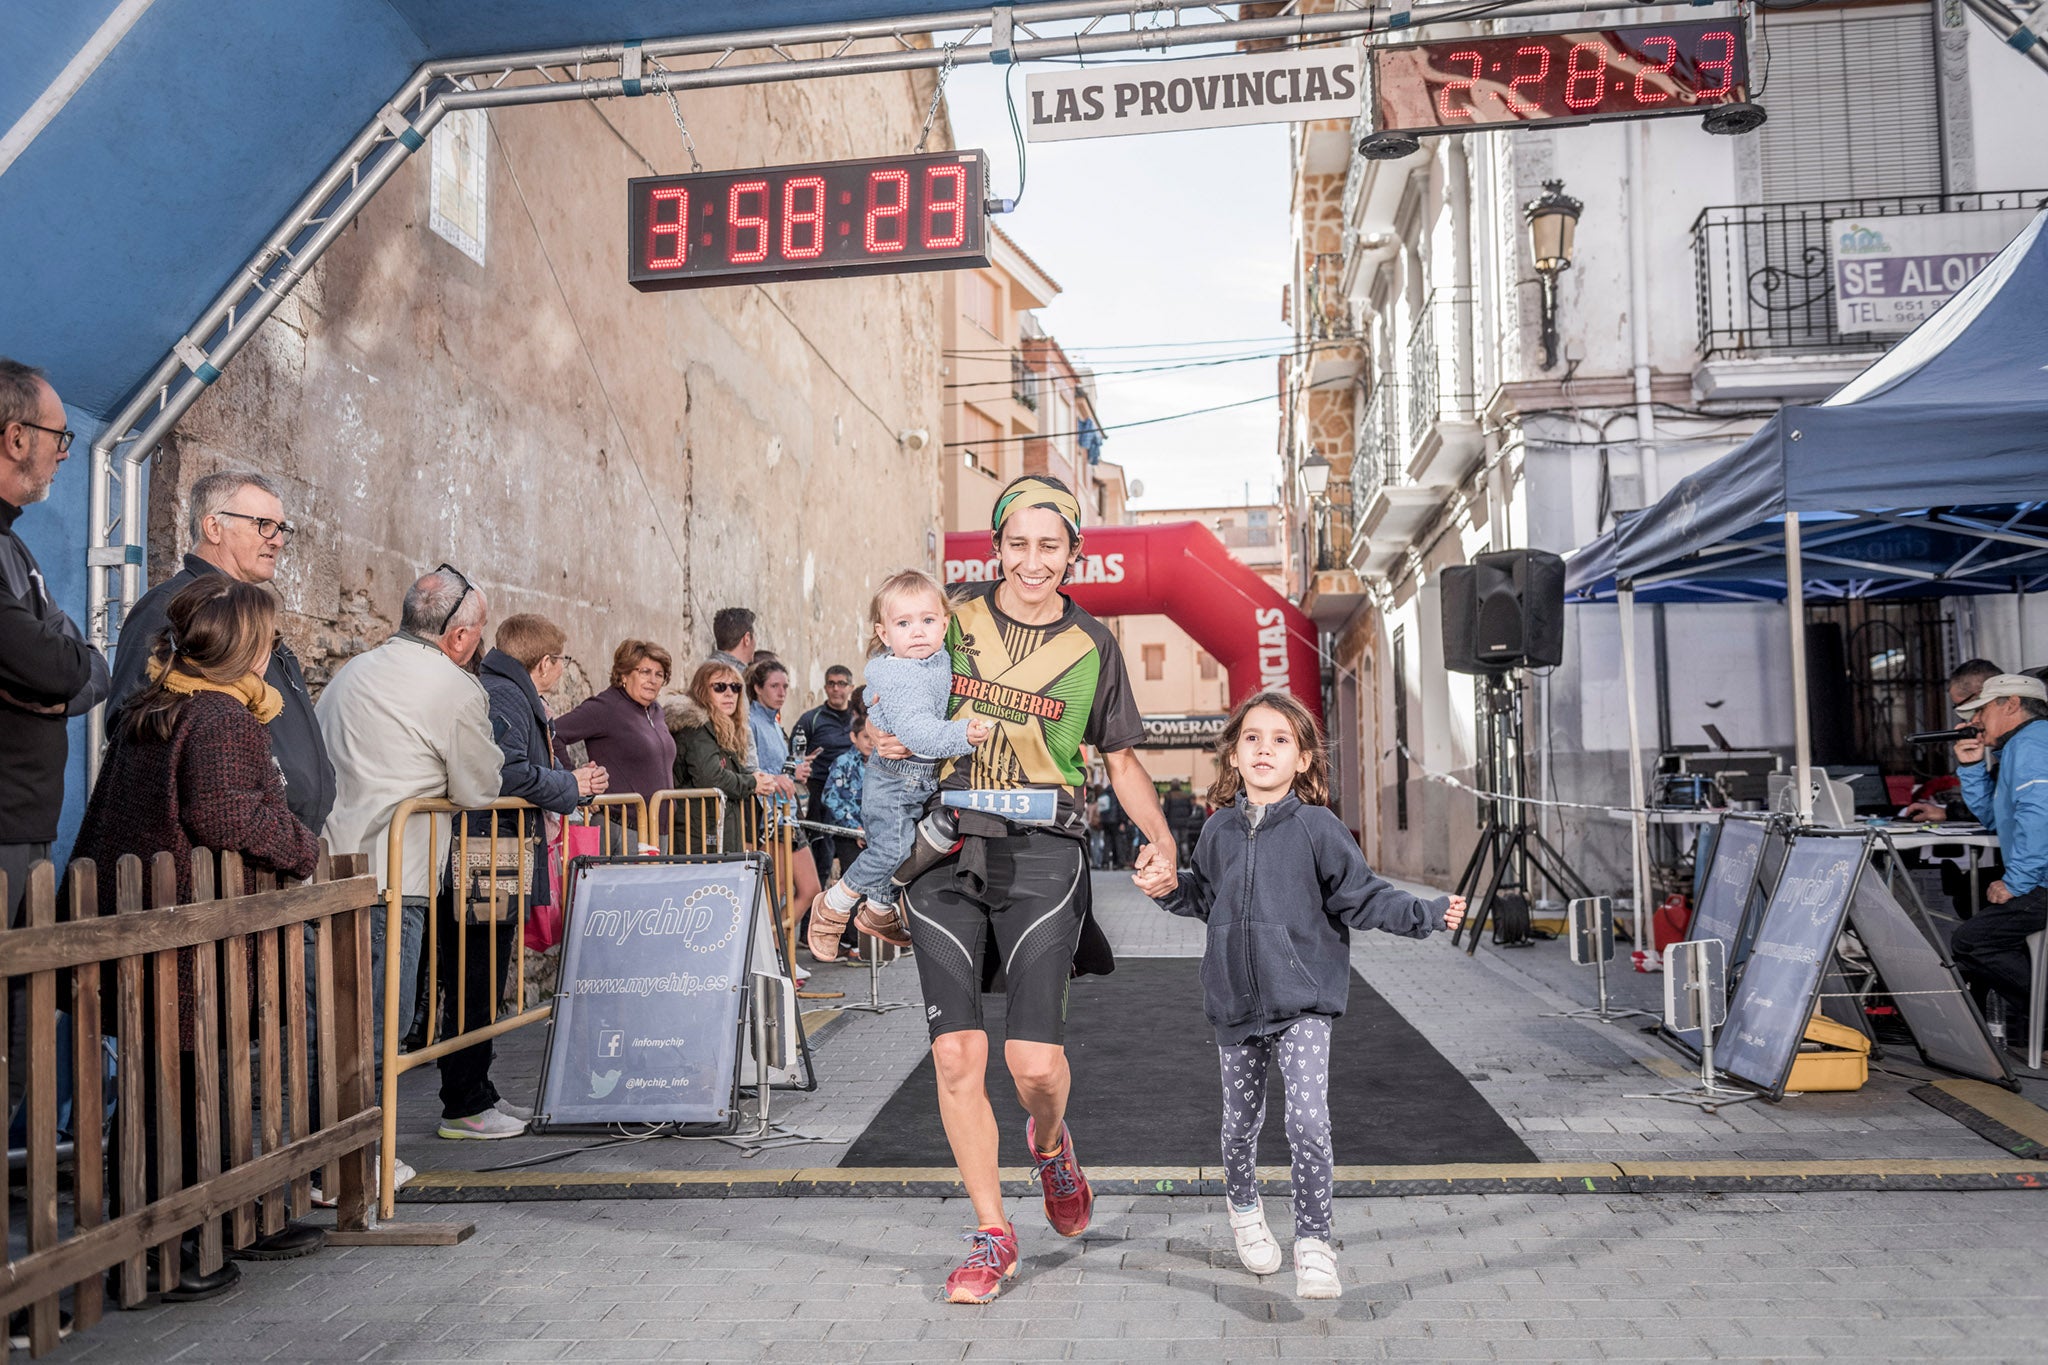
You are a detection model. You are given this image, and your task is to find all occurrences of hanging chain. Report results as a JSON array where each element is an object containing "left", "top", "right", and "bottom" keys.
[
  {"left": 914, "top": 41, "right": 962, "bottom": 154},
  {"left": 654, "top": 66, "right": 704, "bottom": 173}
]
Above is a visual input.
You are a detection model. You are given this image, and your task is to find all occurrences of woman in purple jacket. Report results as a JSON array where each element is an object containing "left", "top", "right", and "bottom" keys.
[{"left": 553, "top": 639, "right": 677, "bottom": 833}]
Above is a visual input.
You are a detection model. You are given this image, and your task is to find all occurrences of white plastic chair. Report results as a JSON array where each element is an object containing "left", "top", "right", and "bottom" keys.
[{"left": 2028, "top": 930, "right": 2046, "bottom": 1070}]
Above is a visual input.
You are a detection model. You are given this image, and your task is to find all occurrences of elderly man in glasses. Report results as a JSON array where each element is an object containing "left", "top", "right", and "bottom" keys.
[
  {"left": 108, "top": 468, "right": 351, "bottom": 1263},
  {"left": 0, "top": 359, "right": 108, "bottom": 928},
  {"left": 316, "top": 568, "right": 503, "bottom": 1177},
  {"left": 113, "top": 470, "right": 336, "bottom": 840}
]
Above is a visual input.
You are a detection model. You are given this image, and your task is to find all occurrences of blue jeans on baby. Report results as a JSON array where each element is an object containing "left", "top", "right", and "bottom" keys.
[{"left": 839, "top": 757, "right": 936, "bottom": 904}]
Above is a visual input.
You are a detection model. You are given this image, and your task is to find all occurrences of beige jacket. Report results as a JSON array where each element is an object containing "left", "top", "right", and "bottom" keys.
[{"left": 316, "top": 634, "right": 503, "bottom": 896}]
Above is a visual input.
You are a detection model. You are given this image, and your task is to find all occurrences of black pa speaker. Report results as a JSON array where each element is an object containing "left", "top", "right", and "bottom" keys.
[
  {"left": 1440, "top": 566, "right": 1503, "bottom": 676},
  {"left": 1440, "top": 549, "right": 1565, "bottom": 673}
]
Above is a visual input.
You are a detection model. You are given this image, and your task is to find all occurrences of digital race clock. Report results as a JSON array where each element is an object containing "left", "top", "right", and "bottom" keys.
[
  {"left": 627, "top": 150, "right": 990, "bottom": 291},
  {"left": 1370, "top": 19, "right": 1750, "bottom": 135}
]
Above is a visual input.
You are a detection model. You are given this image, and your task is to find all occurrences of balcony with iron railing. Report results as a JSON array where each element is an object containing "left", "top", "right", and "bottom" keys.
[
  {"left": 1313, "top": 495, "right": 1355, "bottom": 573},
  {"left": 1405, "top": 287, "right": 1478, "bottom": 441},
  {"left": 1011, "top": 351, "right": 1040, "bottom": 410},
  {"left": 1348, "top": 366, "right": 1458, "bottom": 582},
  {"left": 1351, "top": 374, "right": 1405, "bottom": 512},
  {"left": 1692, "top": 189, "right": 2047, "bottom": 360}
]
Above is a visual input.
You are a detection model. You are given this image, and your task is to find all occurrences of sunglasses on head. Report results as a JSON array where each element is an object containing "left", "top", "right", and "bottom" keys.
[{"left": 709, "top": 681, "right": 741, "bottom": 694}]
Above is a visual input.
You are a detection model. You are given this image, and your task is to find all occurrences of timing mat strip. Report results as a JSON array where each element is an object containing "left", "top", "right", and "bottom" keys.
[
  {"left": 397, "top": 1157, "right": 2048, "bottom": 1202},
  {"left": 1911, "top": 1079, "right": 2048, "bottom": 1160}
]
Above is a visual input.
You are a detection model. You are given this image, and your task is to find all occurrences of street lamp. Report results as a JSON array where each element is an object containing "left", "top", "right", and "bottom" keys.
[
  {"left": 1523, "top": 179, "right": 1582, "bottom": 371},
  {"left": 1299, "top": 452, "right": 1332, "bottom": 499}
]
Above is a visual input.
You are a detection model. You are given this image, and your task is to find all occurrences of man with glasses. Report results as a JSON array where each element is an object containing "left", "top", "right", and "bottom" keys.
[
  {"left": 0, "top": 359, "right": 108, "bottom": 925},
  {"left": 317, "top": 567, "right": 503, "bottom": 1182},
  {"left": 106, "top": 471, "right": 343, "bottom": 1260},
  {"left": 1, "top": 359, "right": 109, "bottom": 1224},
  {"left": 1948, "top": 673, "right": 2048, "bottom": 1046},
  {"left": 794, "top": 665, "right": 862, "bottom": 882},
  {"left": 113, "top": 471, "right": 336, "bottom": 838}
]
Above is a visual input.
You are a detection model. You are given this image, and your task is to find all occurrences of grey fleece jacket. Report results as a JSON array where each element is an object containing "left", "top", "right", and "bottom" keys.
[
  {"left": 1154, "top": 793, "right": 1450, "bottom": 1045},
  {"left": 863, "top": 650, "right": 974, "bottom": 763}
]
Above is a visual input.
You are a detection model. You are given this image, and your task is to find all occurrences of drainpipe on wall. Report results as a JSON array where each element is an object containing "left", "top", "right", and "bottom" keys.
[{"left": 1626, "top": 121, "right": 1659, "bottom": 507}]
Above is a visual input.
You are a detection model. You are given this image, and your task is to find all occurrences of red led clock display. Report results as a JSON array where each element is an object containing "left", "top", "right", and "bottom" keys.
[
  {"left": 627, "top": 150, "right": 989, "bottom": 291},
  {"left": 1371, "top": 20, "right": 1750, "bottom": 134}
]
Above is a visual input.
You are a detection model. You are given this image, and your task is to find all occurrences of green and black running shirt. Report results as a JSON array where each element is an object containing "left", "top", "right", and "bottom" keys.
[{"left": 938, "top": 580, "right": 1145, "bottom": 831}]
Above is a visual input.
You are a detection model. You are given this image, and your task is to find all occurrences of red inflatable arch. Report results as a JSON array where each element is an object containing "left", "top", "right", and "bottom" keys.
[{"left": 943, "top": 522, "right": 1323, "bottom": 724}]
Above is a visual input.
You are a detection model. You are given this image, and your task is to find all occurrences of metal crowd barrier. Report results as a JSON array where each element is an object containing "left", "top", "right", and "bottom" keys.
[
  {"left": 375, "top": 792, "right": 646, "bottom": 1221},
  {"left": 646, "top": 786, "right": 728, "bottom": 856}
]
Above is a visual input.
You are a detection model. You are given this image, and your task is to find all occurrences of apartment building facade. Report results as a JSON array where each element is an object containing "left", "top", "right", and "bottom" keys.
[
  {"left": 940, "top": 226, "right": 1128, "bottom": 536},
  {"left": 1278, "top": 0, "right": 2048, "bottom": 891}
]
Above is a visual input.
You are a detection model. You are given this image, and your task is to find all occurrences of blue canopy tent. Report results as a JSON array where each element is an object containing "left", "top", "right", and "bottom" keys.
[{"left": 1562, "top": 207, "right": 2048, "bottom": 914}]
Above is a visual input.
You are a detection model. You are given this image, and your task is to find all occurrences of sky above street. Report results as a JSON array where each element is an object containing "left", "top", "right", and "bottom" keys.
[{"left": 943, "top": 58, "right": 1292, "bottom": 511}]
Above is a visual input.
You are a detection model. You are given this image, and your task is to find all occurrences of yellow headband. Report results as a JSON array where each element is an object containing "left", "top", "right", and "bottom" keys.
[{"left": 993, "top": 478, "right": 1082, "bottom": 538}]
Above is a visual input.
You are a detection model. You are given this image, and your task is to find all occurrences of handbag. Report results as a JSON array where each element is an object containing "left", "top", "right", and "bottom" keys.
[
  {"left": 461, "top": 836, "right": 538, "bottom": 927},
  {"left": 536, "top": 818, "right": 606, "bottom": 949}
]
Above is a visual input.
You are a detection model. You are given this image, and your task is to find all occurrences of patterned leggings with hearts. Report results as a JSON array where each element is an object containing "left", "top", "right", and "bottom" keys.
[{"left": 1217, "top": 1015, "right": 1335, "bottom": 1240}]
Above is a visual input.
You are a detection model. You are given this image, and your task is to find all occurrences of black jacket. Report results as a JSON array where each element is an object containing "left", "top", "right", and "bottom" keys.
[
  {"left": 111, "top": 553, "right": 336, "bottom": 833},
  {"left": 792, "top": 701, "right": 856, "bottom": 809},
  {"left": 1156, "top": 794, "right": 1448, "bottom": 1045},
  {"left": 476, "top": 650, "right": 580, "bottom": 818},
  {"left": 0, "top": 499, "right": 109, "bottom": 843},
  {"left": 469, "top": 649, "right": 581, "bottom": 904}
]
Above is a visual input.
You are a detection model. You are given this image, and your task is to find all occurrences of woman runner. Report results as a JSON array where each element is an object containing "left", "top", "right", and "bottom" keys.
[{"left": 876, "top": 475, "right": 1179, "bottom": 1304}]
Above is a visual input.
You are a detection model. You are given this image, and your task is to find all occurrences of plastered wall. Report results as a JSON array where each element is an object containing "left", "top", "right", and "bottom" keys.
[{"left": 150, "top": 64, "right": 950, "bottom": 714}]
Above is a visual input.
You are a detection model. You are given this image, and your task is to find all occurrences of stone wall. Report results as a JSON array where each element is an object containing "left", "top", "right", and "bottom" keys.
[{"left": 151, "top": 60, "right": 950, "bottom": 713}]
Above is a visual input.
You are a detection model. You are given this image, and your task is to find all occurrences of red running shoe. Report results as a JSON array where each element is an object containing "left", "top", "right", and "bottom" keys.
[
  {"left": 1026, "top": 1118, "right": 1094, "bottom": 1237},
  {"left": 944, "top": 1225, "right": 1019, "bottom": 1304}
]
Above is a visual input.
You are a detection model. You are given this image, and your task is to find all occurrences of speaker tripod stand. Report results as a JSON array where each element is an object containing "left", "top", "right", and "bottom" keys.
[{"left": 1451, "top": 672, "right": 1595, "bottom": 955}]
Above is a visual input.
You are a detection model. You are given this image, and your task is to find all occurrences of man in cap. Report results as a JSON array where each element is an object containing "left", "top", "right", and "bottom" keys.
[{"left": 1947, "top": 673, "right": 2048, "bottom": 1041}]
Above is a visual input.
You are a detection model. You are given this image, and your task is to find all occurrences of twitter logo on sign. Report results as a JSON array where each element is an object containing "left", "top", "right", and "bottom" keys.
[{"left": 589, "top": 1069, "right": 622, "bottom": 1098}]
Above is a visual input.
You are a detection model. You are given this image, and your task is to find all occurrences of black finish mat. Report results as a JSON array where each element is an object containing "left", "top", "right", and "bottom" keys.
[{"left": 840, "top": 956, "right": 1536, "bottom": 1167}]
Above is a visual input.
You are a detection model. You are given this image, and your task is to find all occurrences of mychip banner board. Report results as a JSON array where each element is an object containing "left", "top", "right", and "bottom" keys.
[
  {"left": 1719, "top": 830, "right": 1867, "bottom": 1099},
  {"left": 1847, "top": 856, "right": 2015, "bottom": 1087},
  {"left": 1669, "top": 815, "right": 1782, "bottom": 1057},
  {"left": 535, "top": 856, "right": 764, "bottom": 1130}
]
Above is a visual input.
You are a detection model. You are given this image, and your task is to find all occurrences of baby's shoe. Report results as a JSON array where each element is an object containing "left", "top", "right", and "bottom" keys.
[
  {"left": 854, "top": 897, "right": 913, "bottom": 948},
  {"left": 1228, "top": 1199, "right": 1282, "bottom": 1275},
  {"left": 806, "top": 891, "right": 851, "bottom": 962},
  {"left": 1292, "top": 1236, "right": 1341, "bottom": 1299}
]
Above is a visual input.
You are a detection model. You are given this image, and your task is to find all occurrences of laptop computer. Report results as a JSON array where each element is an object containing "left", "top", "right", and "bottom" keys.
[{"left": 1767, "top": 769, "right": 1857, "bottom": 826}]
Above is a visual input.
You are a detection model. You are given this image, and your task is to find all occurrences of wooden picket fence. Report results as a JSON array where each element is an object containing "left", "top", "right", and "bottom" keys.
[{"left": 1, "top": 846, "right": 381, "bottom": 1360}]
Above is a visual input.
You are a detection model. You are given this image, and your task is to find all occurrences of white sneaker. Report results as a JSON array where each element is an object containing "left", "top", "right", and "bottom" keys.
[
  {"left": 1293, "top": 1237, "right": 1341, "bottom": 1299},
  {"left": 438, "top": 1107, "right": 527, "bottom": 1140},
  {"left": 310, "top": 1157, "right": 413, "bottom": 1208},
  {"left": 494, "top": 1099, "right": 534, "bottom": 1122},
  {"left": 1228, "top": 1199, "right": 1283, "bottom": 1276}
]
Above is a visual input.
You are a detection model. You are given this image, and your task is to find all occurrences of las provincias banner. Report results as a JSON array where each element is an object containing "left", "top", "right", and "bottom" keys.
[{"left": 1024, "top": 48, "right": 1365, "bottom": 143}]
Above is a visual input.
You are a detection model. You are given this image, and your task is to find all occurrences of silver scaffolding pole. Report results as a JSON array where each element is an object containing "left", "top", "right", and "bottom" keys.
[
  {"left": 1617, "top": 584, "right": 1650, "bottom": 949},
  {"left": 79, "top": 0, "right": 1738, "bottom": 772},
  {"left": 1785, "top": 512, "right": 1814, "bottom": 823}
]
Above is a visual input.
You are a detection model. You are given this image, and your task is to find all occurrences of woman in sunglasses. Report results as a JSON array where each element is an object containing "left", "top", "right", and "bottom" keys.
[{"left": 667, "top": 660, "right": 781, "bottom": 856}]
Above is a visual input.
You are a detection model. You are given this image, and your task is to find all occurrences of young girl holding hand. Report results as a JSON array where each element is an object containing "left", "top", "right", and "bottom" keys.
[{"left": 1147, "top": 690, "right": 1465, "bottom": 1300}]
